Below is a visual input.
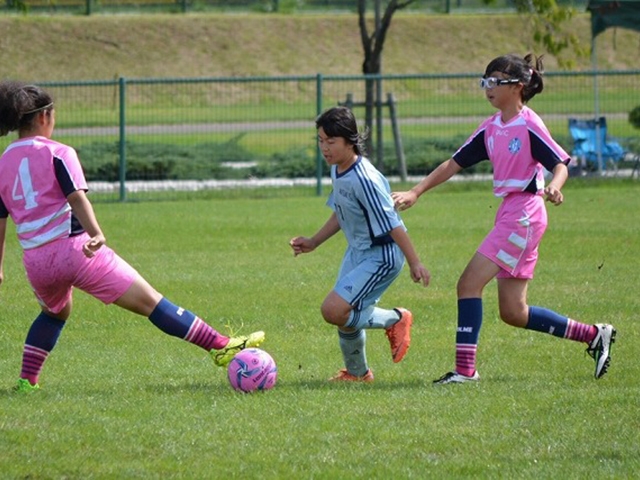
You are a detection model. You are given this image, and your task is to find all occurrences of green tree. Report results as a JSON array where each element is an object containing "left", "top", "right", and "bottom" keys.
[
  {"left": 509, "top": 0, "right": 589, "bottom": 68},
  {"left": 356, "top": 0, "right": 586, "bottom": 168},
  {"left": 357, "top": 0, "right": 415, "bottom": 166},
  {"left": 7, "top": 0, "right": 29, "bottom": 12}
]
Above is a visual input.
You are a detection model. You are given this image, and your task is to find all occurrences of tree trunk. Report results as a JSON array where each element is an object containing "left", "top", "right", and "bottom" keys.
[{"left": 358, "top": 0, "right": 415, "bottom": 168}]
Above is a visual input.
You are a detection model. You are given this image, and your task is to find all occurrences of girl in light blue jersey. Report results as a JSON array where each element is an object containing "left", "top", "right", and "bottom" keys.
[{"left": 290, "top": 106, "right": 430, "bottom": 382}]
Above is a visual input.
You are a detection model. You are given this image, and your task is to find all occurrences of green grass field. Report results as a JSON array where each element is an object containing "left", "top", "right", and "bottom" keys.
[{"left": 1, "top": 180, "right": 638, "bottom": 478}]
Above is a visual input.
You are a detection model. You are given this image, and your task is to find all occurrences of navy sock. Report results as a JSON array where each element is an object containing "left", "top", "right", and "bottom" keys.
[
  {"left": 526, "top": 306, "right": 568, "bottom": 338},
  {"left": 456, "top": 298, "right": 482, "bottom": 345},
  {"left": 455, "top": 298, "right": 482, "bottom": 376},
  {"left": 148, "top": 297, "right": 196, "bottom": 339},
  {"left": 25, "top": 312, "right": 66, "bottom": 351},
  {"left": 21, "top": 312, "right": 66, "bottom": 384}
]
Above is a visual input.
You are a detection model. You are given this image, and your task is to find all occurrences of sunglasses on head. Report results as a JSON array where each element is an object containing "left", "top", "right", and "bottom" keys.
[{"left": 479, "top": 77, "right": 520, "bottom": 90}]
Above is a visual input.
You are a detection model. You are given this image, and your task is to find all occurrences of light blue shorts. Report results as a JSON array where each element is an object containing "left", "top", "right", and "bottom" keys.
[{"left": 334, "top": 242, "right": 405, "bottom": 311}]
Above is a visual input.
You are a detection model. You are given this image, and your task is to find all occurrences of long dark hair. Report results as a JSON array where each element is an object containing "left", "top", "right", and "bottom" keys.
[{"left": 0, "top": 81, "right": 54, "bottom": 137}]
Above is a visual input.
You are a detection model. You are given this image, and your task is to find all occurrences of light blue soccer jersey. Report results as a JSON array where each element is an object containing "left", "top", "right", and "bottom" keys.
[{"left": 327, "top": 156, "right": 405, "bottom": 250}]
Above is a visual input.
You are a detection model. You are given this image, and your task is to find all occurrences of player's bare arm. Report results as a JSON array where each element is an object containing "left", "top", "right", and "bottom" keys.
[
  {"left": 67, "top": 190, "right": 106, "bottom": 258},
  {"left": 389, "top": 226, "right": 430, "bottom": 287},
  {"left": 544, "top": 163, "right": 568, "bottom": 206},
  {"left": 290, "top": 212, "right": 341, "bottom": 256},
  {"left": 392, "top": 158, "right": 462, "bottom": 211}
]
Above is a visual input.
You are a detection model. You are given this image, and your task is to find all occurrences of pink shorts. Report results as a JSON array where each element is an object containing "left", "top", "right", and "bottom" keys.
[
  {"left": 477, "top": 193, "right": 547, "bottom": 279},
  {"left": 23, "top": 233, "right": 139, "bottom": 314}
]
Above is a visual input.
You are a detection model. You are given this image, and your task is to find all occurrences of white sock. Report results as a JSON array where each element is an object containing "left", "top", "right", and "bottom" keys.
[
  {"left": 345, "top": 306, "right": 401, "bottom": 330},
  {"left": 338, "top": 329, "right": 368, "bottom": 376}
]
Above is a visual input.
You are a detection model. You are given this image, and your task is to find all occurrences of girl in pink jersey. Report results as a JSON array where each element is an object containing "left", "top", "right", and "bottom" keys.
[
  {"left": 392, "top": 54, "right": 616, "bottom": 384},
  {"left": 0, "top": 81, "right": 264, "bottom": 392}
]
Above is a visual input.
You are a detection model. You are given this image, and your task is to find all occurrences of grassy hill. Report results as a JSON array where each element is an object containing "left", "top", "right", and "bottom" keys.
[{"left": 0, "top": 12, "right": 637, "bottom": 82}]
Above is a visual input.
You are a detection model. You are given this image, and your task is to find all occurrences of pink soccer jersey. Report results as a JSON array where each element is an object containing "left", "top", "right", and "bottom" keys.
[
  {"left": 0, "top": 136, "right": 88, "bottom": 250},
  {"left": 453, "top": 106, "right": 570, "bottom": 197}
]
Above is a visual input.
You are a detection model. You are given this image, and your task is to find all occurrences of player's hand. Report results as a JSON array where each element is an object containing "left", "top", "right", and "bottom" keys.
[
  {"left": 83, "top": 234, "right": 106, "bottom": 258},
  {"left": 391, "top": 191, "right": 418, "bottom": 211},
  {"left": 289, "top": 236, "right": 316, "bottom": 256},
  {"left": 409, "top": 262, "right": 431, "bottom": 287},
  {"left": 544, "top": 186, "right": 563, "bottom": 206}
]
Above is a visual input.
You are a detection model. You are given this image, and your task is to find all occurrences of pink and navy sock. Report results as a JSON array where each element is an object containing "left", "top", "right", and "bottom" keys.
[
  {"left": 20, "top": 312, "right": 66, "bottom": 385},
  {"left": 526, "top": 306, "right": 596, "bottom": 343},
  {"left": 148, "top": 298, "right": 228, "bottom": 351},
  {"left": 565, "top": 319, "right": 597, "bottom": 343},
  {"left": 455, "top": 298, "right": 482, "bottom": 377}
]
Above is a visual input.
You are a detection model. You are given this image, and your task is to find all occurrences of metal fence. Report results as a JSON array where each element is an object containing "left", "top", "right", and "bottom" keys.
[{"left": 1, "top": 70, "right": 638, "bottom": 202}]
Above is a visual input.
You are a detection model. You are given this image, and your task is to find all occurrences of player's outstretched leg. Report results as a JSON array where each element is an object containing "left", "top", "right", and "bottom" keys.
[
  {"left": 148, "top": 297, "right": 265, "bottom": 367},
  {"left": 586, "top": 323, "right": 616, "bottom": 379},
  {"left": 385, "top": 308, "right": 413, "bottom": 363},
  {"left": 211, "top": 331, "right": 266, "bottom": 367}
]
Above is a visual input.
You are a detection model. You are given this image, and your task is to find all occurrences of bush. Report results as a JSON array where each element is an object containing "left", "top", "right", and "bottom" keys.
[
  {"left": 379, "top": 135, "right": 493, "bottom": 176},
  {"left": 252, "top": 146, "right": 323, "bottom": 178},
  {"left": 629, "top": 105, "right": 640, "bottom": 130},
  {"left": 75, "top": 133, "right": 501, "bottom": 182},
  {"left": 77, "top": 136, "right": 259, "bottom": 181}
]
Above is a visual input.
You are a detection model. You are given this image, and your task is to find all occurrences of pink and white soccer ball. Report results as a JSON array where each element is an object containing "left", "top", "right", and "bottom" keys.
[{"left": 227, "top": 348, "right": 277, "bottom": 393}]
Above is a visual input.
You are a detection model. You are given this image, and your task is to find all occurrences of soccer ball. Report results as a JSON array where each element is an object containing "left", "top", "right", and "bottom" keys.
[{"left": 227, "top": 348, "right": 277, "bottom": 393}]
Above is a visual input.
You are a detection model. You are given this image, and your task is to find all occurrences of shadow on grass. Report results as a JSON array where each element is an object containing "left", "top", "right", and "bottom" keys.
[
  {"left": 0, "top": 373, "right": 536, "bottom": 399},
  {"left": 275, "top": 376, "right": 435, "bottom": 391}
]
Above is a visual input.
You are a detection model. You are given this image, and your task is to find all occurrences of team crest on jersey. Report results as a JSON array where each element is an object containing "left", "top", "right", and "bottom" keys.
[{"left": 509, "top": 137, "right": 522, "bottom": 154}]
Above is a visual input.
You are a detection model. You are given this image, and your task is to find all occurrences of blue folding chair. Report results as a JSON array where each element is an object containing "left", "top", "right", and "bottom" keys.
[{"left": 568, "top": 117, "right": 625, "bottom": 173}]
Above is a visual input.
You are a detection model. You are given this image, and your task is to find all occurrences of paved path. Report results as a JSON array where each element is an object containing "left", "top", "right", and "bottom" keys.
[
  {"left": 88, "top": 167, "right": 637, "bottom": 194},
  {"left": 58, "top": 113, "right": 631, "bottom": 137}
]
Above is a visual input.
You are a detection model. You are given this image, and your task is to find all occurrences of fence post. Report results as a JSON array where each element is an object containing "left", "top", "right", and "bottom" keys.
[
  {"left": 375, "top": 74, "right": 384, "bottom": 171},
  {"left": 344, "top": 93, "right": 353, "bottom": 109},
  {"left": 315, "top": 73, "right": 323, "bottom": 196},
  {"left": 118, "top": 77, "right": 127, "bottom": 202},
  {"left": 387, "top": 93, "right": 407, "bottom": 182}
]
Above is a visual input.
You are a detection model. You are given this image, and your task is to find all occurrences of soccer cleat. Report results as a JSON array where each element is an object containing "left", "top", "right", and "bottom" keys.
[
  {"left": 328, "top": 368, "right": 374, "bottom": 383},
  {"left": 385, "top": 308, "right": 413, "bottom": 363},
  {"left": 14, "top": 378, "right": 40, "bottom": 393},
  {"left": 433, "top": 370, "right": 480, "bottom": 385},
  {"left": 586, "top": 323, "right": 616, "bottom": 379},
  {"left": 211, "top": 330, "right": 265, "bottom": 367}
]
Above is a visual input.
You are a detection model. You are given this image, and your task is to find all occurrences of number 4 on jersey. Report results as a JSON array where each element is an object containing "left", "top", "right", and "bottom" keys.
[{"left": 12, "top": 157, "right": 39, "bottom": 209}]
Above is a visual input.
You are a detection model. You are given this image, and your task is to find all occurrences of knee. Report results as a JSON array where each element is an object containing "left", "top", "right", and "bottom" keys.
[
  {"left": 46, "top": 303, "right": 71, "bottom": 321},
  {"left": 320, "top": 304, "right": 338, "bottom": 326},
  {"left": 499, "top": 305, "right": 528, "bottom": 328},
  {"left": 320, "top": 302, "right": 348, "bottom": 327},
  {"left": 457, "top": 277, "right": 482, "bottom": 298}
]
